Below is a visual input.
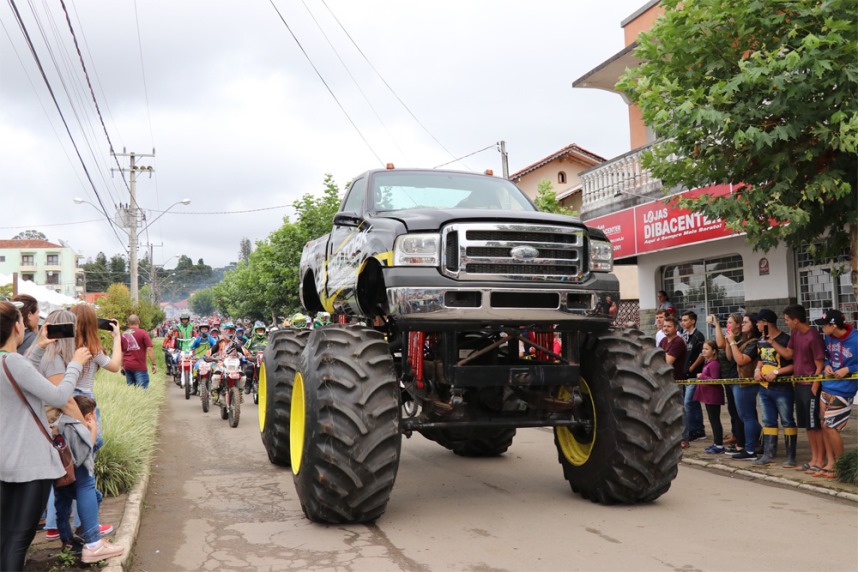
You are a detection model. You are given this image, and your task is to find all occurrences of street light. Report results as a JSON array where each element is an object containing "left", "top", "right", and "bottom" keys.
[{"left": 73, "top": 197, "right": 191, "bottom": 302}]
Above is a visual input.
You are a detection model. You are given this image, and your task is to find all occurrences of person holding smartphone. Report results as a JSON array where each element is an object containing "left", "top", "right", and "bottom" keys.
[{"left": 0, "top": 300, "right": 92, "bottom": 571}]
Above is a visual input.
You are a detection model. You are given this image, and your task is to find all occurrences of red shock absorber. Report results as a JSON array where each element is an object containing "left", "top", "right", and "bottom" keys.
[
  {"left": 408, "top": 331, "right": 426, "bottom": 389},
  {"left": 535, "top": 331, "right": 554, "bottom": 361},
  {"left": 337, "top": 313, "right": 348, "bottom": 324}
]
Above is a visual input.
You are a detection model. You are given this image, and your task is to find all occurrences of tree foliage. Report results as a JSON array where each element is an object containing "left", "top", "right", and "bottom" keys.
[
  {"left": 12, "top": 229, "right": 48, "bottom": 241},
  {"left": 189, "top": 287, "right": 215, "bottom": 316},
  {"left": 214, "top": 174, "right": 342, "bottom": 321},
  {"left": 97, "top": 283, "right": 164, "bottom": 331},
  {"left": 534, "top": 178, "right": 576, "bottom": 216},
  {"left": 618, "top": 0, "right": 858, "bottom": 280}
]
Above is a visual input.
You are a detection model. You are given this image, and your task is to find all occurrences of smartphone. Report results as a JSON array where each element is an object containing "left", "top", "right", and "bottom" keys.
[
  {"left": 763, "top": 325, "right": 769, "bottom": 337},
  {"left": 97, "top": 318, "right": 118, "bottom": 331},
  {"left": 46, "top": 323, "right": 75, "bottom": 339}
]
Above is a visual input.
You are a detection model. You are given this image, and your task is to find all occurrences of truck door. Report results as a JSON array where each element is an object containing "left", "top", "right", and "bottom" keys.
[{"left": 325, "top": 177, "right": 367, "bottom": 307}]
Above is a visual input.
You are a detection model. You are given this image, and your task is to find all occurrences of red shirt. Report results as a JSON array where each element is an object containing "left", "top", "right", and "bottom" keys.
[
  {"left": 660, "top": 335, "right": 688, "bottom": 381},
  {"left": 121, "top": 327, "right": 153, "bottom": 371}
]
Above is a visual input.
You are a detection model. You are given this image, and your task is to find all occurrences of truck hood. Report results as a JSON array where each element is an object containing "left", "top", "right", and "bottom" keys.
[{"left": 377, "top": 208, "right": 586, "bottom": 232}]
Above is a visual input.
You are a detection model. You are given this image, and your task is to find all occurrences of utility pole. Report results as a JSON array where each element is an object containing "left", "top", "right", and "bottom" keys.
[
  {"left": 112, "top": 149, "right": 155, "bottom": 303},
  {"left": 498, "top": 140, "right": 509, "bottom": 179}
]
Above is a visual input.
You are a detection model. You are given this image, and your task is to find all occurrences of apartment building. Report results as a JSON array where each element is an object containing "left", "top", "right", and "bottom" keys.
[{"left": 0, "top": 239, "right": 86, "bottom": 299}]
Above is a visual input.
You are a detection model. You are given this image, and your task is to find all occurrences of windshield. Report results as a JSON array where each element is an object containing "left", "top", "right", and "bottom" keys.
[{"left": 370, "top": 171, "right": 535, "bottom": 212}]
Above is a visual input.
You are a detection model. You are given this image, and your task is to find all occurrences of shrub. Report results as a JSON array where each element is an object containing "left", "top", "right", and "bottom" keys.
[
  {"left": 92, "top": 339, "right": 166, "bottom": 496},
  {"left": 835, "top": 449, "right": 858, "bottom": 485}
]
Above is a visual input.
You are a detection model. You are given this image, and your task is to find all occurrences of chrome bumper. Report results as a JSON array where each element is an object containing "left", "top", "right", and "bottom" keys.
[{"left": 387, "top": 287, "right": 618, "bottom": 323}]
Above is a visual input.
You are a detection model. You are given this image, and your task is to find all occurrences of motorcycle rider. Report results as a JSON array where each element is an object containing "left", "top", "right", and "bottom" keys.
[
  {"left": 176, "top": 313, "right": 194, "bottom": 351},
  {"left": 243, "top": 321, "right": 269, "bottom": 393},
  {"left": 190, "top": 322, "right": 218, "bottom": 392},
  {"left": 313, "top": 311, "right": 332, "bottom": 329},
  {"left": 208, "top": 322, "right": 249, "bottom": 403},
  {"left": 291, "top": 313, "right": 308, "bottom": 330},
  {"left": 234, "top": 326, "right": 249, "bottom": 347}
]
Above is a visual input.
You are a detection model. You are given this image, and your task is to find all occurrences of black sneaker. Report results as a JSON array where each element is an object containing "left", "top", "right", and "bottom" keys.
[
  {"left": 732, "top": 450, "right": 757, "bottom": 460},
  {"left": 690, "top": 431, "right": 707, "bottom": 442}
]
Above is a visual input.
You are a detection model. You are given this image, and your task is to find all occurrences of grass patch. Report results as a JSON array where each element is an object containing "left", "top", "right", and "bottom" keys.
[
  {"left": 835, "top": 449, "right": 858, "bottom": 485},
  {"left": 92, "top": 338, "right": 166, "bottom": 497}
]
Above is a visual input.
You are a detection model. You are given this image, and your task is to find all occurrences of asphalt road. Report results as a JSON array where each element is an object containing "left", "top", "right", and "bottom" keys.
[{"left": 132, "top": 382, "right": 858, "bottom": 572}]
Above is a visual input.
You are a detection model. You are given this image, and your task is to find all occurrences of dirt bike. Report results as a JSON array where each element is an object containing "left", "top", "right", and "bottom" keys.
[
  {"left": 178, "top": 350, "right": 196, "bottom": 399},
  {"left": 197, "top": 357, "right": 214, "bottom": 413},
  {"left": 248, "top": 350, "right": 264, "bottom": 405},
  {"left": 212, "top": 350, "right": 244, "bottom": 428}
]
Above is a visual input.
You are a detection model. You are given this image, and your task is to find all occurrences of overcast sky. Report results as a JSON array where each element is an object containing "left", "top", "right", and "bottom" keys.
[{"left": 1, "top": 0, "right": 644, "bottom": 269}]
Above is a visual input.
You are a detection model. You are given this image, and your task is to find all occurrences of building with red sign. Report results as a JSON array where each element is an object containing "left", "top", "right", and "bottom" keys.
[{"left": 572, "top": 0, "right": 854, "bottom": 333}]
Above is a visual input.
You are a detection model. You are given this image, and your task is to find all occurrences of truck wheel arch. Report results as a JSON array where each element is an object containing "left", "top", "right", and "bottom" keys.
[
  {"left": 357, "top": 257, "right": 387, "bottom": 318},
  {"left": 301, "top": 270, "right": 324, "bottom": 314}
]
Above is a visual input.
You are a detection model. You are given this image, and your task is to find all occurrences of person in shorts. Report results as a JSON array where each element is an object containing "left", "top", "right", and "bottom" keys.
[
  {"left": 812, "top": 309, "right": 858, "bottom": 479},
  {"left": 768, "top": 305, "right": 825, "bottom": 470}
]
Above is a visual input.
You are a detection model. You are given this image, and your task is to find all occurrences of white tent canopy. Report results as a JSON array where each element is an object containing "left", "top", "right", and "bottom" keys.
[{"left": 0, "top": 273, "right": 81, "bottom": 312}]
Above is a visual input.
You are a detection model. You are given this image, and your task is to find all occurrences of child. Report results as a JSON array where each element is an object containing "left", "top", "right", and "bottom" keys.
[
  {"left": 694, "top": 340, "right": 726, "bottom": 453},
  {"left": 54, "top": 395, "right": 124, "bottom": 564}
]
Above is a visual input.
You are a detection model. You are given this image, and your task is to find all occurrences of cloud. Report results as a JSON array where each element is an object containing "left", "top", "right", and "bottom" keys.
[{"left": 1, "top": 0, "right": 643, "bottom": 269}]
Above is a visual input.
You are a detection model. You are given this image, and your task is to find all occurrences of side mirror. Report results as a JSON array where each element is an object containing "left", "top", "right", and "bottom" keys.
[{"left": 333, "top": 212, "right": 362, "bottom": 227}]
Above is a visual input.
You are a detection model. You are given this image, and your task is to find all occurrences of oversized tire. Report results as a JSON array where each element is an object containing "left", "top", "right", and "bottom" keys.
[
  {"left": 259, "top": 330, "right": 310, "bottom": 466},
  {"left": 554, "top": 327, "right": 682, "bottom": 504},
  {"left": 292, "top": 326, "right": 401, "bottom": 524},
  {"left": 420, "top": 427, "right": 516, "bottom": 457},
  {"left": 201, "top": 379, "right": 210, "bottom": 413},
  {"left": 228, "top": 386, "right": 241, "bottom": 428}
]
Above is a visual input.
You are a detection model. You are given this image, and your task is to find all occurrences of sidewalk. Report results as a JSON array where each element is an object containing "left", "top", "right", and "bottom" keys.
[{"left": 22, "top": 409, "right": 857, "bottom": 571}]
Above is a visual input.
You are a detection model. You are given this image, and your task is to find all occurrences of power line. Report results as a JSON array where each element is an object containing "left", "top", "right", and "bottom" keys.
[
  {"left": 267, "top": 0, "right": 383, "bottom": 165},
  {"left": 297, "top": 0, "right": 410, "bottom": 163},
  {"left": 57, "top": 0, "right": 130, "bottom": 192},
  {"left": 147, "top": 205, "right": 293, "bottom": 215},
  {"left": 7, "top": 0, "right": 127, "bottom": 252},
  {"left": 319, "top": 0, "right": 464, "bottom": 167},
  {"left": 0, "top": 218, "right": 103, "bottom": 230},
  {"left": 433, "top": 144, "right": 496, "bottom": 169}
]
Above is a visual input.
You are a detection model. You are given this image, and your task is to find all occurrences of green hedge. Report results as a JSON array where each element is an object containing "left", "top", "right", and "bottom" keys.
[{"left": 92, "top": 338, "right": 166, "bottom": 497}]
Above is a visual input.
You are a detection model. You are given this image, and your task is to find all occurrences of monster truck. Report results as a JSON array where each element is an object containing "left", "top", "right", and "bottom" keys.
[{"left": 259, "top": 167, "right": 682, "bottom": 524}]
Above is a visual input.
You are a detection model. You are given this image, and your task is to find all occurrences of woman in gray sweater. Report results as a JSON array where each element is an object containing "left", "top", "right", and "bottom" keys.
[{"left": 0, "top": 300, "right": 91, "bottom": 572}]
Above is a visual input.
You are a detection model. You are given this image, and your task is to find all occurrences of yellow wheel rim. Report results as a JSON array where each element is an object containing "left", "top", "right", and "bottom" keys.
[
  {"left": 258, "top": 363, "right": 267, "bottom": 433},
  {"left": 290, "top": 372, "right": 306, "bottom": 473},
  {"left": 556, "top": 378, "right": 596, "bottom": 466}
]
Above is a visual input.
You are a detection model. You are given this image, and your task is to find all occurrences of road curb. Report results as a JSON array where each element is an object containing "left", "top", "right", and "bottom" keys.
[
  {"left": 102, "top": 450, "right": 152, "bottom": 571},
  {"left": 681, "top": 457, "right": 858, "bottom": 503}
]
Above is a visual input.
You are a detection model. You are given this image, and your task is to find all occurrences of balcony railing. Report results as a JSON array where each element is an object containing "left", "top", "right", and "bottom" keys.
[{"left": 579, "top": 143, "right": 662, "bottom": 209}]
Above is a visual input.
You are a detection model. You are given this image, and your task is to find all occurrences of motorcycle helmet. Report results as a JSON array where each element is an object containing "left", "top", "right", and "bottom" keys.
[
  {"left": 315, "top": 311, "right": 331, "bottom": 326},
  {"left": 254, "top": 320, "right": 266, "bottom": 334},
  {"left": 211, "top": 327, "right": 220, "bottom": 336},
  {"left": 291, "top": 313, "right": 307, "bottom": 330},
  {"left": 180, "top": 312, "right": 190, "bottom": 321}
]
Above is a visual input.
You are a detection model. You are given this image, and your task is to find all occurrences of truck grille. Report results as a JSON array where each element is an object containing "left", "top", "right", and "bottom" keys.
[{"left": 441, "top": 223, "right": 585, "bottom": 282}]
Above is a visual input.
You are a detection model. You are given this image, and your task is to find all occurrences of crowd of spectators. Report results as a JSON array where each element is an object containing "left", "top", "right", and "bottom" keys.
[{"left": 656, "top": 301, "right": 857, "bottom": 478}]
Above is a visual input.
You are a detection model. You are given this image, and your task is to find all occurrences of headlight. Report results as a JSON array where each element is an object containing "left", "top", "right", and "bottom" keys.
[
  {"left": 589, "top": 239, "right": 613, "bottom": 272},
  {"left": 393, "top": 233, "right": 441, "bottom": 266}
]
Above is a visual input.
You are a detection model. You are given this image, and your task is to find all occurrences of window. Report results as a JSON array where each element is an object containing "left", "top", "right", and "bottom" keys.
[
  {"left": 21, "top": 254, "right": 34, "bottom": 266},
  {"left": 662, "top": 254, "right": 745, "bottom": 335},
  {"left": 0, "top": 256, "right": 5, "bottom": 262},
  {"left": 797, "top": 245, "right": 855, "bottom": 319},
  {"left": 22, "top": 273, "right": 34, "bottom": 281},
  {"left": 558, "top": 171, "right": 567, "bottom": 184},
  {"left": 46, "top": 272, "right": 60, "bottom": 285},
  {"left": 46, "top": 254, "right": 59, "bottom": 265},
  {"left": 341, "top": 178, "right": 367, "bottom": 213}
]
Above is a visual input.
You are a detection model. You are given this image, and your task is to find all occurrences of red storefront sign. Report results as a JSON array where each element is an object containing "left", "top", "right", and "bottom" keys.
[{"left": 586, "top": 184, "right": 736, "bottom": 259}]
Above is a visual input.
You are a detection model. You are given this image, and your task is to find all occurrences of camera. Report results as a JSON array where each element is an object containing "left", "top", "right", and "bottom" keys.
[{"left": 98, "top": 318, "right": 118, "bottom": 331}]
